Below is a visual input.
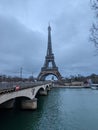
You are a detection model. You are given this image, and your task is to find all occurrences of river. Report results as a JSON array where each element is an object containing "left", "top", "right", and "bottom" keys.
[{"left": 0, "top": 88, "right": 98, "bottom": 130}]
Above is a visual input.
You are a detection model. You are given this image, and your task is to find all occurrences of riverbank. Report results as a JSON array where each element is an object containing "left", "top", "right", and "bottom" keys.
[{"left": 53, "top": 84, "right": 84, "bottom": 88}]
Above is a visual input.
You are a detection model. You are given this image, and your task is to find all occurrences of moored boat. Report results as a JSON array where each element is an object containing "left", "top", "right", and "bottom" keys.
[{"left": 91, "top": 84, "right": 98, "bottom": 90}]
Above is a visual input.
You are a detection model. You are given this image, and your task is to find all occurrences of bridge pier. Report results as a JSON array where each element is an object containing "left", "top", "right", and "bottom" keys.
[
  {"left": 0, "top": 99, "right": 15, "bottom": 109},
  {"left": 47, "top": 86, "right": 51, "bottom": 91},
  {"left": 39, "top": 89, "right": 47, "bottom": 95},
  {"left": 21, "top": 98, "right": 37, "bottom": 110}
]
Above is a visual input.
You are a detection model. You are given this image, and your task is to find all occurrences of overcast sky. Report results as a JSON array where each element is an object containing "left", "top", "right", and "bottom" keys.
[{"left": 0, "top": 0, "right": 97, "bottom": 78}]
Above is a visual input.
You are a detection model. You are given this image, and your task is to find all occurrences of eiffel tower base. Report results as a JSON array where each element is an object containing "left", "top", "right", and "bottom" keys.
[{"left": 37, "top": 68, "right": 64, "bottom": 84}]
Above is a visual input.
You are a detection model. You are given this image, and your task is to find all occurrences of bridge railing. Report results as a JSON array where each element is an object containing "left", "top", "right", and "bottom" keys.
[{"left": 0, "top": 81, "right": 52, "bottom": 94}]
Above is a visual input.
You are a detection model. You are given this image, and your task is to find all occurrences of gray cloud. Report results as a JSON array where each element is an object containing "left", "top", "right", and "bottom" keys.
[
  {"left": 0, "top": 0, "right": 97, "bottom": 78},
  {"left": 0, "top": 15, "right": 46, "bottom": 76}
]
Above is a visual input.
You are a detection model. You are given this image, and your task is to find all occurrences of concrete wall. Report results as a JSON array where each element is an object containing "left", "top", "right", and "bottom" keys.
[{"left": 65, "top": 81, "right": 83, "bottom": 86}]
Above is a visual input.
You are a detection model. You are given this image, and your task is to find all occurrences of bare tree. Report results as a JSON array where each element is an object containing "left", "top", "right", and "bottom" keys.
[{"left": 90, "top": 0, "right": 98, "bottom": 48}]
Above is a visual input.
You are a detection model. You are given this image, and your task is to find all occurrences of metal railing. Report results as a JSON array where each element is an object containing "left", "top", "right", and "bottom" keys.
[{"left": 0, "top": 81, "right": 52, "bottom": 95}]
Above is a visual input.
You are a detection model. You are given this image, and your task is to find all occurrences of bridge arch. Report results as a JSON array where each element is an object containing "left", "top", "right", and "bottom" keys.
[
  {"left": 35, "top": 87, "right": 45, "bottom": 98},
  {"left": 0, "top": 93, "right": 33, "bottom": 105}
]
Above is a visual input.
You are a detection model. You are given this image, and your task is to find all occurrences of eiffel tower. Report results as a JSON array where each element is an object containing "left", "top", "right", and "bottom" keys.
[{"left": 37, "top": 25, "right": 62, "bottom": 81}]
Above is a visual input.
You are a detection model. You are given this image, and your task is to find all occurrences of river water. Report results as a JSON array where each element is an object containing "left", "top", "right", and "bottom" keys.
[{"left": 0, "top": 88, "right": 98, "bottom": 130}]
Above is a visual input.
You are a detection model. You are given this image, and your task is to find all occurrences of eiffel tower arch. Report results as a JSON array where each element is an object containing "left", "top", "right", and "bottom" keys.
[{"left": 37, "top": 25, "right": 62, "bottom": 81}]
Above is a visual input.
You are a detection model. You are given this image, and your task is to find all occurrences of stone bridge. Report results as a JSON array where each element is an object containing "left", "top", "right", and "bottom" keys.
[{"left": 0, "top": 82, "right": 52, "bottom": 110}]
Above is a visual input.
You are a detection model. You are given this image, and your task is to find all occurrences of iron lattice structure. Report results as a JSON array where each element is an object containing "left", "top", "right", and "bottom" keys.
[{"left": 37, "top": 25, "right": 62, "bottom": 81}]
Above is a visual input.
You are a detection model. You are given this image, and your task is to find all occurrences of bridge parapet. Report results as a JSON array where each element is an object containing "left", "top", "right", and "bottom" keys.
[{"left": 0, "top": 81, "right": 52, "bottom": 94}]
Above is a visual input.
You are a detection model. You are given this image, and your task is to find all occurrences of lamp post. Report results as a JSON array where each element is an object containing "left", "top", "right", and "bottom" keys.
[{"left": 20, "top": 67, "right": 23, "bottom": 81}]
